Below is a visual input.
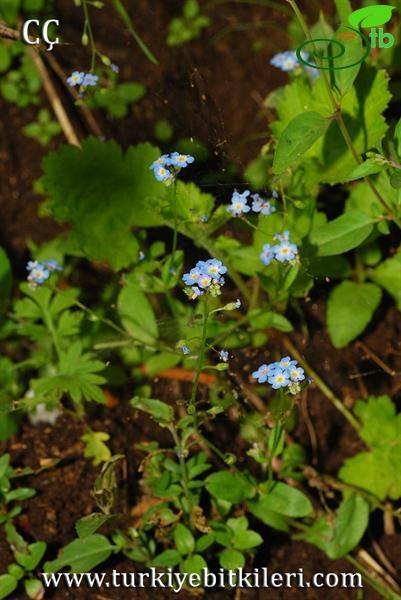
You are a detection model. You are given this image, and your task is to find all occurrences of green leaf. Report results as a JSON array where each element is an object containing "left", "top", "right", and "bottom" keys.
[
  {"left": 35, "top": 342, "right": 106, "bottom": 406},
  {"left": 370, "top": 249, "right": 401, "bottom": 309},
  {"left": 0, "top": 574, "right": 18, "bottom": 600},
  {"left": 273, "top": 111, "right": 330, "bottom": 174},
  {"left": 118, "top": 281, "right": 158, "bottom": 345},
  {"left": 81, "top": 431, "right": 111, "bottom": 466},
  {"left": 130, "top": 397, "right": 173, "bottom": 426},
  {"left": 43, "top": 535, "right": 115, "bottom": 572},
  {"left": 310, "top": 211, "right": 375, "bottom": 256},
  {"left": 182, "top": 554, "right": 207, "bottom": 574},
  {"left": 151, "top": 549, "right": 181, "bottom": 567},
  {"left": 42, "top": 139, "right": 167, "bottom": 269},
  {"left": 347, "top": 158, "right": 387, "bottom": 181},
  {"left": 174, "top": 524, "right": 195, "bottom": 556},
  {"left": 15, "top": 541, "right": 46, "bottom": 570},
  {"left": 335, "top": 0, "right": 353, "bottom": 22},
  {"left": 219, "top": 548, "right": 245, "bottom": 570},
  {"left": 24, "top": 579, "right": 44, "bottom": 600},
  {"left": 327, "top": 281, "right": 382, "bottom": 348},
  {"left": 339, "top": 396, "right": 401, "bottom": 500},
  {"left": 300, "top": 493, "right": 369, "bottom": 559},
  {"left": 331, "top": 26, "right": 364, "bottom": 96},
  {"left": 253, "top": 482, "right": 313, "bottom": 518},
  {"left": 348, "top": 5, "right": 395, "bottom": 29},
  {"left": 76, "top": 513, "right": 117, "bottom": 538},
  {"left": 205, "top": 471, "right": 254, "bottom": 503}
]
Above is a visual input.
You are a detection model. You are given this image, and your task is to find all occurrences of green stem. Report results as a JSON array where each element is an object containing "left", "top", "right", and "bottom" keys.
[
  {"left": 168, "top": 425, "right": 193, "bottom": 515},
  {"left": 189, "top": 298, "right": 209, "bottom": 429},
  {"left": 82, "top": 0, "right": 96, "bottom": 71},
  {"left": 42, "top": 309, "right": 62, "bottom": 361},
  {"left": 286, "top": 0, "right": 401, "bottom": 229}
]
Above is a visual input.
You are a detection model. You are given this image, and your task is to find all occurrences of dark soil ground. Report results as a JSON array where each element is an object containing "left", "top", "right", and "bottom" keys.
[{"left": 0, "top": 0, "right": 400, "bottom": 598}]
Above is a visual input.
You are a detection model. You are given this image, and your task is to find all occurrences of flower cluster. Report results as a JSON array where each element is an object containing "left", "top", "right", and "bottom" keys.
[
  {"left": 227, "top": 190, "right": 277, "bottom": 217},
  {"left": 182, "top": 258, "right": 227, "bottom": 300},
  {"left": 270, "top": 51, "right": 319, "bottom": 78},
  {"left": 150, "top": 152, "right": 195, "bottom": 183},
  {"left": 26, "top": 260, "right": 62, "bottom": 288},
  {"left": 252, "top": 356, "right": 305, "bottom": 394},
  {"left": 260, "top": 231, "right": 299, "bottom": 266},
  {"left": 67, "top": 71, "right": 99, "bottom": 89}
]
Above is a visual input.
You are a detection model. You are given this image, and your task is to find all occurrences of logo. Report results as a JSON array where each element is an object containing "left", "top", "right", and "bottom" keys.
[{"left": 296, "top": 5, "right": 395, "bottom": 71}]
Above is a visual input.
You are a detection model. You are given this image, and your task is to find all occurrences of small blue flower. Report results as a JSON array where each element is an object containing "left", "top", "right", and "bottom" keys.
[
  {"left": 270, "top": 51, "right": 299, "bottom": 72},
  {"left": 43, "top": 260, "right": 62, "bottom": 272},
  {"left": 260, "top": 243, "right": 275, "bottom": 266},
  {"left": 274, "top": 230, "right": 290, "bottom": 242},
  {"left": 278, "top": 356, "right": 297, "bottom": 371},
  {"left": 183, "top": 267, "right": 201, "bottom": 286},
  {"left": 27, "top": 263, "right": 50, "bottom": 286},
  {"left": 268, "top": 368, "right": 290, "bottom": 389},
  {"left": 83, "top": 73, "right": 99, "bottom": 87},
  {"left": 138, "top": 251, "right": 145, "bottom": 261},
  {"left": 154, "top": 165, "right": 174, "bottom": 182},
  {"left": 198, "top": 273, "right": 212, "bottom": 289},
  {"left": 190, "top": 286, "right": 204, "bottom": 299},
  {"left": 274, "top": 241, "right": 298, "bottom": 263},
  {"left": 67, "top": 71, "right": 85, "bottom": 87},
  {"left": 252, "top": 363, "right": 279, "bottom": 383},
  {"left": 251, "top": 193, "right": 276, "bottom": 216},
  {"left": 235, "top": 299, "right": 241, "bottom": 308},
  {"left": 219, "top": 350, "right": 229, "bottom": 362},
  {"left": 150, "top": 155, "right": 171, "bottom": 170},
  {"left": 169, "top": 152, "right": 195, "bottom": 168},
  {"left": 111, "top": 64, "right": 119, "bottom": 73},
  {"left": 289, "top": 366, "right": 305, "bottom": 382},
  {"left": 182, "top": 345, "right": 191, "bottom": 355},
  {"left": 227, "top": 190, "right": 251, "bottom": 217},
  {"left": 272, "top": 191, "right": 280, "bottom": 199},
  {"left": 204, "top": 259, "right": 227, "bottom": 278},
  {"left": 201, "top": 214, "right": 208, "bottom": 223}
]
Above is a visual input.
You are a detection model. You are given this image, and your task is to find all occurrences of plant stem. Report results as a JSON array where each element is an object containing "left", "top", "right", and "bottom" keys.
[
  {"left": 346, "top": 554, "right": 401, "bottom": 600},
  {"left": 286, "top": 0, "right": 401, "bottom": 228},
  {"left": 168, "top": 425, "right": 193, "bottom": 515},
  {"left": 43, "top": 310, "right": 62, "bottom": 361},
  {"left": 282, "top": 337, "right": 360, "bottom": 431},
  {"left": 82, "top": 0, "right": 96, "bottom": 71},
  {"left": 189, "top": 298, "right": 210, "bottom": 429}
]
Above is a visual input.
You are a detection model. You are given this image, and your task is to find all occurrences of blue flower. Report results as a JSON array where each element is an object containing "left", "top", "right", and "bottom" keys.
[
  {"left": 182, "top": 345, "right": 191, "bottom": 355},
  {"left": 278, "top": 356, "right": 297, "bottom": 371},
  {"left": 198, "top": 273, "right": 212, "bottom": 289},
  {"left": 138, "top": 251, "right": 145, "bottom": 261},
  {"left": 268, "top": 368, "right": 290, "bottom": 389},
  {"left": 154, "top": 165, "right": 174, "bottom": 182},
  {"left": 227, "top": 190, "right": 251, "bottom": 217},
  {"left": 251, "top": 193, "right": 276, "bottom": 216},
  {"left": 43, "top": 260, "right": 62, "bottom": 272},
  {"left": 289, "top": 366, "right": 305, "bottom": 382},
  {"left": 219, "top": 350, "right": 229, "bottom": 362},
  {"left": 252, "top": 363, "right": 279, "bottom": 383},
  {"left": 235, "top": 299, "right": 241, "bottom": 308},
  {"left": 272, "top": 191, "right": 280, "bottom": 199},
  {"left": 67, "top": 71, "right": 85, "bottom": 87},
  {"left": 27, "top": 262, "right": 50, "bottom": 286},
  {"left": 260, "top": 243, "right": 275, "bottom": 266},
  {"left": 270, "top": 51, "right": 300, "bottom": 72},
  {"left": 190, "top": 286, "right": 204, "bottom": 299},
  {"left": 83, "top": 73, "right": 99, "bottom": 87},
  {"left": 274, "top": 230, "right": 290, "bottom": 242},
  {"left": 150, "top": 155, "right": 171, "bottom": 171},
  {"left": 204, "top": 259, "right": 227, "bottom": 278},
  {"left": 183, "top": 267, "right": 201, "bottom": 286},
  {"left": 111, "top": 64, "right": 119, "bottom": 73},
  {"left": 201, "top": 214, "right": 208, "bottom": 223},
  {"left": 274, "top": 241, "right": 298, "bottom": 263},
  {"left": 169, "top": 152, "right": 195, "bottom": 168}
]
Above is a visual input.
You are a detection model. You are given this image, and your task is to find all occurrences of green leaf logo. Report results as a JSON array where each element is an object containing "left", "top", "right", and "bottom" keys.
[{"left": 348, "top": 5, "right": 395, "bottom": 29}]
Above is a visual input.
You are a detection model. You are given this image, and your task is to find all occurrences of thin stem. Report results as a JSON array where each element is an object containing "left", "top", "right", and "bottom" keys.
[
  {"left": 168, "top": 425, "right": 193, "bottom": 515},
  {"left": 189, "top": 298, "right": 210, "bottom": 429},
  {"left": 282, "top": 337, "right": 360, "bottom": 431},
  {"left": 43, "top": 310, "right": 62, "bottom": 361},
  {"left": 82, "top": 0, "right": 96, "bottom": 71},
  {"left": 346, "top": 555, "right": 401, "bottom": 600}
]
